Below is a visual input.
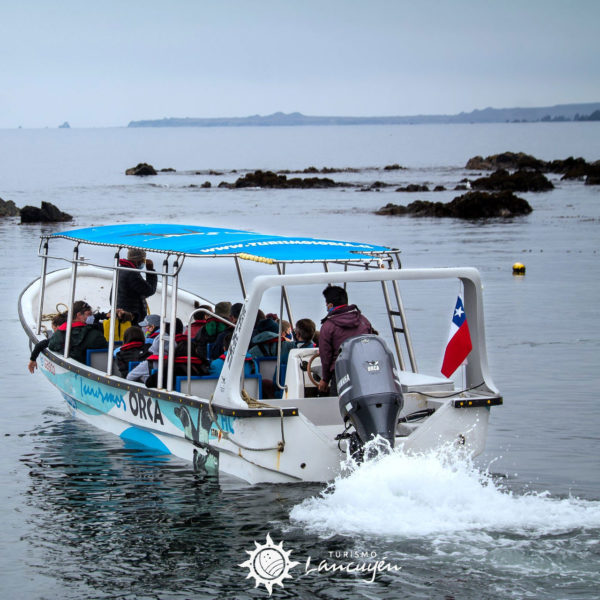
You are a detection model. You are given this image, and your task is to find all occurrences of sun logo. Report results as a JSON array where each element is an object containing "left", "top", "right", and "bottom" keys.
[{"left": 239, "top": 533, "right": 299, "bottom": 595}]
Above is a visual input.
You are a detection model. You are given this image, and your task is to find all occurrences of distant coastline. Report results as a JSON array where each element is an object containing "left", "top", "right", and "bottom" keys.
[{"left": 127, "top": 103, "right": 600, "bottom": 128}]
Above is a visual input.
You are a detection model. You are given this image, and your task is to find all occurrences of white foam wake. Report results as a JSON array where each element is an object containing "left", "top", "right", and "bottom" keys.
[{"left": 289, "top": 444, "right": 600, "bottom": 538}]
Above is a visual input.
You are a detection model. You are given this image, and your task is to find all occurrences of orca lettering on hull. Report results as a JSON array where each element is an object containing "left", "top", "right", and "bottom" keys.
[{"left": 128, "top": 391, "right": 164, "bottom": 425}]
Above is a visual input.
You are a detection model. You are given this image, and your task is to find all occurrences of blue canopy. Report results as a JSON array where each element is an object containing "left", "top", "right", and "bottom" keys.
[{"left": 49, "top": 224, "right": 394, "bottom": 262}]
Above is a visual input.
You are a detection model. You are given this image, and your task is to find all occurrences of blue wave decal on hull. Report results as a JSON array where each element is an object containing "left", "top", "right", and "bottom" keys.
[
  {"left": 80, "top": 379, "right": 126, "bottom": 411},
  {"left": 120, "top": 427, "right": 171, "bottom": 454}
]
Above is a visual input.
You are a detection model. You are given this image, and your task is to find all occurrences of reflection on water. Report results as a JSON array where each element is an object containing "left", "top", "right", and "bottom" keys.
[{"left": 20, "top": 418, "right": 320, "bottom": 598}]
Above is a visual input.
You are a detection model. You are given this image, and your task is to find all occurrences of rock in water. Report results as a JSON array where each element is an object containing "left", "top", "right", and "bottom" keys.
[
  {"left": 465, "top": 152, "right": 547, "bottom": 171},
  {"left": 471, "top": 169, "right": 553, "bottom": 192},
  {"left": 20, "top": 202, "right": 73, "bottom": 223},
  {"left": 375, "top": 191, "right": 532, "bottom": 219},
  {"left": 125, "top": 163, "right": 157, "bottom": 176},
  {"left": 0, "top": 197, "right": 20, "bottom": 217}
]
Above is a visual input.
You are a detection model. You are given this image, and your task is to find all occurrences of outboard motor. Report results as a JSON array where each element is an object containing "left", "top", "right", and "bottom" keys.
[{"left": 336, "top": 335, "right": 403, "bottom": 456}]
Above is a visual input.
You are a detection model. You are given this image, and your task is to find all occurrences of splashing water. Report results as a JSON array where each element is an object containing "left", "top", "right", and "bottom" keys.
[{"left": 290, "top": 443, "right": 600, "bottom": 539}]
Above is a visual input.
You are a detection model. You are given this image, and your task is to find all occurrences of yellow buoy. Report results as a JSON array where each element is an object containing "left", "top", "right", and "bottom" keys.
[{"left": 512, "top": 262, "right": 526, "bottom": 275}]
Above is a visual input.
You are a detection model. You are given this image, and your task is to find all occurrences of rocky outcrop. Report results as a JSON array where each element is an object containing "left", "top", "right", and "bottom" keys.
[
  {"left": 0, "top": 197, "right": 20, "bottom": 217},
  {"left": 20, "top": 202, "right": 73, "bottom": 223},
  {"left": 471, "top": 169, "right": 553, "bottom": 192},
  {"left": 125, "top": 162, "right": 157, "bottom": 176},
  {"left": 395, "top": 184, "right": 429, "bottom": 192},
  {"left": 548, "top": 157, "right": 589, "bottom": 179},
  {"left": 375, "top": 191, "right": 532, "bottom": 219},
  {"left": 230, "top": 170, "right": 338, "bottom": 189},
  {"left": 466, "top": 152, "right": 546, "bottom": 171},
  {"left": 465, "top": 152, "right": 599, "bottom": 182}
]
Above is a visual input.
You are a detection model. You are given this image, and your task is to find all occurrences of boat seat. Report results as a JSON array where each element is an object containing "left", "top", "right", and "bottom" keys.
[
  {"left": 175, "top": 374, "right": 262, "bottom": 400},
  {"left": 86, "top": 347, "right": 122, "bottom": 376},
  {"left": 397, "top": 371, "right": 455, "bottom": 392},
  {"left": 255, "top": 356, "right": 277, "bottom": 381}
]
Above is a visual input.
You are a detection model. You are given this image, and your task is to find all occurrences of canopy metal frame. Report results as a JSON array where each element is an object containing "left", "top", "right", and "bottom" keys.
[{"left": 36, "top": 231, "right": 418, "bottom": 395}]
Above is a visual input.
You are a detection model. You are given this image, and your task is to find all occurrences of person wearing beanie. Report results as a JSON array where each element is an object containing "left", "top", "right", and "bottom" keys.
[
  {"left": 193, "top": 301, "right": 233, "bottom": 361},
  {"left": 115, "top": 247, "right": 157, "bottom": 324}
]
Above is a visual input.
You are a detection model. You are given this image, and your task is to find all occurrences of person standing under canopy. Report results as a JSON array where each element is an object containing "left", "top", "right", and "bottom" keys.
[{"left": 116, "top": 248, "right": 157, "bottom": 324}]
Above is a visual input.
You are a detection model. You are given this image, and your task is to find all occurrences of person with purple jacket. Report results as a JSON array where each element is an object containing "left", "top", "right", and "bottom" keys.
[{"left": 317, "top": 285, "right": 374, "bottom": 395}]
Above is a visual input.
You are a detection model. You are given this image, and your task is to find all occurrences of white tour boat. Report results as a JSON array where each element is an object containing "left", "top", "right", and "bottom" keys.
[{"left": 19, "top": 224, "right": 502, "bottom": 484}]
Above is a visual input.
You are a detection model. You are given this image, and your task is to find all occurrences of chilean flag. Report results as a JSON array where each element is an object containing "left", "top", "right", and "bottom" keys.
[{"left": 441, "top": 296, "right": 472, "bottom": 378}]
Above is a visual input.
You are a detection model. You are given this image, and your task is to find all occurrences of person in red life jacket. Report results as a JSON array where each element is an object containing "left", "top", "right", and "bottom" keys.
[
  {"left": 48, "top": 300, "right": 108, "bottom": 363},
  {"left": 114, "top": 326, "right": 151, "bottom": 378},
  {"left": 193, "top": 301, "right": 232, "bottom": 360},
  {"left": 128, "top": 318, "right": 181, "bottom": 385},
  {"left": 209, "top": 332, "right": 256, "bottom": 377},
  {"left": 317, "top": 285, "right": 374, "bottom": 395},
  {"left": 186, "top": 302, "right": 212, "bottom": 339},
  {"left": 28, "top": 311, "right": 68, "bottom": 373},
  {"left": 139, "top": 313, "right": 161, "bottom": 342},
  {"left": 116, "top": 248, "right": 157, "bottom": 324},
  {"left": 129, "top": 319, "right": 208, "bottom": 388}
]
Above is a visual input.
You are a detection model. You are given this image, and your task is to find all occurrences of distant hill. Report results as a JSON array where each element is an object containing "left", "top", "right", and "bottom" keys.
[{"left": 127, "top": 103, "right": 600, "bottom": 128}]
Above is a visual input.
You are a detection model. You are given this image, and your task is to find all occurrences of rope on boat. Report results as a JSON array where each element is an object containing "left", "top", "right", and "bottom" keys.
[
  {"left": 40, "top": 303, "right": 69, "bottom": 333},
  {"left": 41, "top": 302, "right": 69, "bottom": 321},
  {"left": 207, "top": 390, "right": 286, "bottom": 453}
]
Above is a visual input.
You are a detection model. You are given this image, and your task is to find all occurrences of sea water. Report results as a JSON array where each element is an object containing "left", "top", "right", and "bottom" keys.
[{"left": 1, "top": 122, "right": 599, "bottom": 598}]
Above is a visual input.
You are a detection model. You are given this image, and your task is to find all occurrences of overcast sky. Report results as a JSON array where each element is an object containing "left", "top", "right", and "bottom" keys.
[{"left": 1, "top": 0, "right": 599, "bottom": 128}]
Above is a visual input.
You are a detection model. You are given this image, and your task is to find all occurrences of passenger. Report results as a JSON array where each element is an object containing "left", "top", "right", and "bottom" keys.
[
  {"left": 193, "top": 301, "right": 232, "bottom": 360},
  {"left": 186, "top": 302, "right": 212, "bottom": 338},
  {"left": 250, "top": 309, "right": 266, "bottom": 337},
  {"left": 209, "top": 302, "right": 243, "bottom": 361},
  {"left": 116, "top": 248, "right": 157, "bottom": 324},
  {"left": 209, "top": 332, "right": 256, "bottom": 377},
  {"left": 48, "top": 300, "right": 108, "bottom": 363},
  {"left": 128, "top": 319, "right": 208, "bottom": 387},
  {"left": 139, "top": 314, "right": 161, "bottom": 342},
  {"left": 27, "top": 312, "right": 68, "bottom": 373},
  {"left": 281, "top": 320, "right": 293, "bottom": 341},
  {"left": 248, "top": 316, "right": 282, "bottom": 359},
  {"left": 273, "top": 318, "right": 317, "bottom": 398},
  {"left": 289, "top": 318, "right": 316, "bottom": 351},
  {"left": 127, "top": 318, "right": 182, "bottom": 384},
  {"left": 102, "top": 308, "right": 134, "bottom": 342},
  {"left": 114, "top": 326, "right": 151, "bottom": 378},
  {"left": 317, "top": 285, "right": 374, "bottom": 395}
]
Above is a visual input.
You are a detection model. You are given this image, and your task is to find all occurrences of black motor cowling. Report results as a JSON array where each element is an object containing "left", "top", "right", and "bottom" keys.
[{"left": 336, "top": 335, "right": 403, "bottom": 451}]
